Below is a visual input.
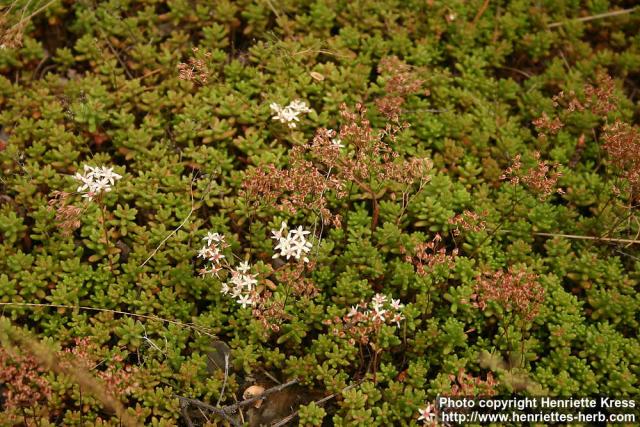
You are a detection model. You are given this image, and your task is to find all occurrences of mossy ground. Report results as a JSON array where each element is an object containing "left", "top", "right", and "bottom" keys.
[{"left": 1, "top": 1, "right": 639, "bottom": 426}]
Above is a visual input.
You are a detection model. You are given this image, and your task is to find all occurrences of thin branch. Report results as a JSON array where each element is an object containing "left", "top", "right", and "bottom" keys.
[
  {"left": 548, "top": 7, "right": 637, "bottom": 28},
  {"left": 175, "top": 379, "right": 300, "bottom": 424},
  {"left": 216, "top": 353, "right": 229, "bottom": 407},
  {"left": 15, "top": 0, "right": 56, "bottom": 24},
  {"left": 176, "top": 396, "right": 241, "bottom": 427},
  {"left": 271, "top": 381, "right": 362, "bottom": 427},
  {"left": 0, "top": 302, "right": 216, "bottom": 337},
  {"left": 224, "top": 379, "right": 299, "bottom": 412},
  {"left": 500, "top": 230, "right": 640, "bottom": 244},
  {"left": 472, "top": 0, "right": 490, "bottom": 26},
  {"left": 180, "top": 397, "right": 196, "bottom": 427},
  {"left": 140, "top": 176, "right": 196, "bottom": 268}
]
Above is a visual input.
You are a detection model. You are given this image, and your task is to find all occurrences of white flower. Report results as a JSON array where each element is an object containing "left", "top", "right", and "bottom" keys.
[
  {"left": 273, "top": 237, "right": 293, "bottom": 259},
  {"left": 241, "top": 274, "right": 257, "bottom": 289},
  {"left": 392, "top": 312, "right": 405, "bottom": 328},
  {"left": 99, "top": 167, "right": 122, "bottom": 186},
  {"left": 418, "top": 405, "right": 436, "bottom": 424},
  {"left": 290, "top": 239, "right": 312, "bottom": 263},
  {"left": 198, "top": 245, "right": 214, "bottom": 260},
  {"left": 198, "top": 245, "right": 225, "bottom": 264},
  {"left": 347, "top": 306, "right": 359, "bottom": 317},
  {"left": 270, "top": 100, "right": 312, "bottom": 129},
  {"left": 270, "top": 102, "right": 282, "bottom": 113},
  {"left": 372, "top": 308, "right": 387, "bottom": 322},
  {"left": 271, "top": 222, "right": 313, "bottom": 263},
  {"left": 371, "top": 294, "right": 387, "bottom": 308},
  {"left": 236, "top": 261, "right": 251, "bottom": 274},
  {"left": 73, "top": 164, "right": 123, "bottom": 201},
  {"left": 237, "top": 294, "right": 254, "bottom": 308},
  {"left": 390, "top": 298, "right": 404, "bottom": 311},
  {"left": 200, "top": 265, "right": 222, "bottom": 278},
  {"left": 220, "top": 282, "right": 230, "bottom": 295},
  {"left": 203, "top": 232, "right": 224, "bottom": 246},
  {"left": 271, "top": 221, "right": 288, "bottom": 240},
  {"left": 288, "top": 99, "right": 311, "bottom": 113},
  {"left": 229, "top": 271, "right": 257, "bottom": 291},
  {"left": 290, "top": 225, "right": 310, "bottom": 241},
  {"left": 231, "top": 286, "right": 243, "bottom": 298}
]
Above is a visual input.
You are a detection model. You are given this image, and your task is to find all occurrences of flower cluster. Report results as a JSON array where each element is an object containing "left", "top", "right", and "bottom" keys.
[
  {"left": 177, "top": 48, "right": 211, "bottom": 85},
  {"left": 252, "top": 290, "right": 288, "bottom": 332},
  {"left": 448, "top": 210, "right": 487, "bottom": 236},
  {"left": 500, "top": 152, "right": 563, "bottom": 200},
  {"left": 0, "top": 17, "right": 26, "bottom": 51},
  {"left": 551, "top": 72, "right": 617, "bottom": 117},
  {"left": 196, "top": 232, "right": 260, "bottom": 308},
  {"left": 271, "top": 221, "right": 313, "bottom": 263},
  {"left": 221, "top": 262, "right": 258, "bottom": 308},
  {"left": 270, "top": 99, "right": 311, "bottom": 128},
  {"left": 375, "top": 56, "right": 424, "bottom": 122},
  {"left": 60, "top": 338, "right": 139, "bottom": 396},
  {"left": 532, "top": 112, "right": 564, "bottom": 137},
  {"left": 47, "top": 191, "right": 84, "bottom": 236},
  {"left": 602, "top": 120, "right": 640, "bottom": 197},
  {"left": 73, "top": 165, "right": 123, "bottom": 201},
  {"left": 242, "top": 130, "right": 346, "bottom": 226},
  {"left": 446, "top": 368, "right": 498, "bottom": 398},
  {"left": 324, "top": 294, "right": 405, "bottom": 346},
  {"left": 404, "top": 234, "right": 458, "bottom": 276},
  {"left": 0, "top": 347, "right": 52, "bottom": 420},
  {"left": 197, "top": 232, "right": 228, "bottom": 278},
  {"left": 472, "top": 267, "right": 544, "bottom": 321}
]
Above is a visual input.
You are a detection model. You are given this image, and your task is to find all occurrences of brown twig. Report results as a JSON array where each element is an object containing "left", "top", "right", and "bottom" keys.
[
  {"left": 548, "top": 7, "right": 637, "bottom": 28},
  {"left": 271, "top": 381, "right": 362, "bottom": 427},
  {"left": 472, "top": 0, "right": 490, "bottom": 26},
  {"left": 176, "top": 396, "right": 240, "bottom": 427},
  {"left": 175, "top": 379, "right": 301, "bottom": 426},
  {"left": 0, "top": 302, "right": 216, "bottom": 338},
  {"left": 500, "top": 230, "right": 640, "bottom": 244}
]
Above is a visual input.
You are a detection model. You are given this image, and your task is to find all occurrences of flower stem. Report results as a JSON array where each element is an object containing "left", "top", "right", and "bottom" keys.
[{"left": 99, "top": 201, "right": 114, "bottom": 273}]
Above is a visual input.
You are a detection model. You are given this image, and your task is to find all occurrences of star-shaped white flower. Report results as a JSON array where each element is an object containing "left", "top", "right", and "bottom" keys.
[
  {"left": 372, "top": 308, "right": 387, "bottom": 322},
  {"left": 97, "top": 166, "right": 122, "bottom": 185},
  {"left": 270, "top": 100, "right": 311, "bottom": 128},
  {"left": 331, "top": 137, "right": 344, "bottom": 148},
  {"left": 197, "top": 245, "right": 213, "bottom": 260},
  {"left": 271, "top": 221, "right": 288, "bottom": 240},
  {"left": 290, "top": 225, "right": 311, "bottom": 242},
  {"left": 237, "top": 294, "right": 254, "bottom": 308},
  {"left": 236, "top": 261, "right": 251, "bottom": 274},
  {"left": 392, "top": 313, "right": 404, "bottom": 328},
  {"left": 390, "top": 298, "right": 404, "bottom": 311},
  {"left": 288, "top": 99, "right": 311, "bottom": 113},
  {"left": 220, "top": 283, "right": 230, "bottom": 295},
  {"left": 371, "top": 294, "right": 387, "bottom": 310},
  {"left": 418, "top": 405, "right": 436, "bottom": 424},
  {"left": 73, "top": 164, "right": 123, "bottom": 201},
  {"left": 204, "top": 232, "right": 224, "bottom": 246},
  {"left": 200, "top": 265, "right": 222, "bottom": 278}
]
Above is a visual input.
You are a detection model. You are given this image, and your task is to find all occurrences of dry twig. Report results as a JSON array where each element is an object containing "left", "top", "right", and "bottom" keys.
[{"left": 548, "top": 7, "right": 637, "bottom": 28}]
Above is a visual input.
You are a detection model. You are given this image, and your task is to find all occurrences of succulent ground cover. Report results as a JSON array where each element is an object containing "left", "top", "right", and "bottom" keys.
[{"left": 1, "top": 0, "right": 639, "bottom": 426}]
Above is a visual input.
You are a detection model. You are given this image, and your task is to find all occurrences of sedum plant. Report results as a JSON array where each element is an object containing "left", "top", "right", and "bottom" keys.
[{"left": 0, "top": 0, "right": 639, "bottom": 426}]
